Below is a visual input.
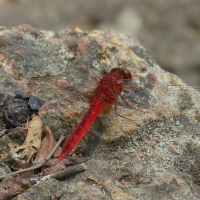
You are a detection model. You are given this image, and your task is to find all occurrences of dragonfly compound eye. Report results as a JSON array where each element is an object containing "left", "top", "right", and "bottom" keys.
[{"left": 110, "top": 67, "right": 132, "bottom": 84}]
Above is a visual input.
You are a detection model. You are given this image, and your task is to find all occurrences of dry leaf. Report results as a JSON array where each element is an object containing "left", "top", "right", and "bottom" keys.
[
  {"left": 10, "top": 115, "right": 43, "bottom": 170},
  {"left": 33, "top": 126, "right": 61, "bottom": 163},
  {"left": 42, "top": 162, "right": 66, "bottom": 176}
]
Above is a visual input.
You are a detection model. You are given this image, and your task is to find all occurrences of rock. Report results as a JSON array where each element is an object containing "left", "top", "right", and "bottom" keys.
[
  {"left": 1, "top": 24, "right": 200, "bottom": 199},
  {"left": 1, "top": 0, "right": 200, "bottom": 86}
]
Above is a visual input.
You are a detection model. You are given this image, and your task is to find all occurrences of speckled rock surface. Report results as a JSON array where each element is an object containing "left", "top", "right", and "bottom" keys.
[{"left": 1, "top": 25, "right": 200, "bottom": 199}]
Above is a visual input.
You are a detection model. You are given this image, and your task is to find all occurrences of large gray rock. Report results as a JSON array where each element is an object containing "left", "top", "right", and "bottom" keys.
[{"left": 0, "top": 25, "right": 200, "bottom": 199}]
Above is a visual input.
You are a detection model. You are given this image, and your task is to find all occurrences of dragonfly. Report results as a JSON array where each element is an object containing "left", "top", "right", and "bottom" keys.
[
  {"left": 56, "top": 60, "right": 200, "bottom": 160},
  {"left": 24, "top": 54, "right": 200, "bottom": 161},
  {"left": 58, "top": 66, "right": 144, "bottom": 161}
]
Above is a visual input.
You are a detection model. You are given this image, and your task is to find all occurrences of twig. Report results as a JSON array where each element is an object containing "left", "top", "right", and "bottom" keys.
[
  {"left": 29, "top": 163, "right": 87, "bottom": 183},
  {"left": 45, "top": 135, "right": 65, "bottom": 160},
  {"left": 50, "top": 163, "right": 86, "bottom": 180},
  {"left": 0, "top": 135, "right": 65, "bottom": 180}
]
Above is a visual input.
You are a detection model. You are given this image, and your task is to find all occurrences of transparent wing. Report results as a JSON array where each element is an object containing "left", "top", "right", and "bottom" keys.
[
  {"left": 116, "top": 74, "right": 200, "bottom": 123},
  {"left": 23, "top": 53, "right": 200, "bottom": 123},
  {"left": 65, "top": 57, "right": 100, "bottom": 90}
]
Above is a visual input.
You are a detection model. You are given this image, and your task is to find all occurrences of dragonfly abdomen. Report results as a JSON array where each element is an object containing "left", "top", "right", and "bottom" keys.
[{"left": 58, "top": 97, "right": 105, "bottom": 161}]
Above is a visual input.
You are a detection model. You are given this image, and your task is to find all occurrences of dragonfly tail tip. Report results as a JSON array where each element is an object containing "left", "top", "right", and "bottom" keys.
[{"left": 58, "top": 154, "right": 64, "bottom": 161}]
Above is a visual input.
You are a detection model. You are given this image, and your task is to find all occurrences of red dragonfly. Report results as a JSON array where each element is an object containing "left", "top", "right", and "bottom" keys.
[
  {"left": 57, "top": 61, "right": 200, "bottom": 160},
  {"left": 26, "top": 55, "right": 200, "bottom": 161},
  {"left": 58, "top": 66, "right": 143, "bottom": 161}
]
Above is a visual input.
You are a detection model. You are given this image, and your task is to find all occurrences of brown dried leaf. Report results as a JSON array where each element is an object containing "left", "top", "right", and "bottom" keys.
[
  {"left": 10, "top": 115, "right": 43, "bottom": 170},
  {"left": 62, "top": 159, "right": 73, "bottom": 166},
  {"left": 42, "top": 162, "right": 66, "bottom": 176},
  {"left": 33, "top": 126, "right": 61, "bottom": 163},
  {"left": 44, "top": 158, "right": 58, "bottom": 167}
]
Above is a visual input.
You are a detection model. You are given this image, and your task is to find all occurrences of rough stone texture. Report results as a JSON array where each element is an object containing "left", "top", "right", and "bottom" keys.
[
  {"left": 0, "top": 0, "right": 200, "bottom": 86},
  {"left": 0, "top": 24, "right": 200, "bottom": 199}
]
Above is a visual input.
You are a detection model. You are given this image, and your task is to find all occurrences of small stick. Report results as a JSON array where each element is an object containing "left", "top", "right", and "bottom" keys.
[
  {"left": 0, "top": 135, "right": 65, "bottom": 180},
  {"left": 50, "top": 163, "right": 86, "bottom": 180},
  {"left": 30, "top": 163, "right": 87, "bottom": 183}
]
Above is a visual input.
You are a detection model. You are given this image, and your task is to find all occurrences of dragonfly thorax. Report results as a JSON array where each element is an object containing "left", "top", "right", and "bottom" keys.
[{"left": 89, "top": 74, "right": 124, "bottom": 105}]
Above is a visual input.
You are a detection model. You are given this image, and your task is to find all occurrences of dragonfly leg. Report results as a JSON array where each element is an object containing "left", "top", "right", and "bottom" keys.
[
  {"left": 120, "top": 95, "right": 145, "bottom": 113},
  {"left": 114, "top": 101, "right": 135, "bottom": 122}
]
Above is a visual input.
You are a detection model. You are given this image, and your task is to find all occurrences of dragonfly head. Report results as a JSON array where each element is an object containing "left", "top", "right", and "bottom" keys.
[{"left": 110, "top": 67, "right": 132, "bottom": 85}]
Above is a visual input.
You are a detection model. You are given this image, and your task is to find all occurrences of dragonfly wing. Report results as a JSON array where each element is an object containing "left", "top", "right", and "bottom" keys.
[
  {"left": 119, "top": 73, "right": 200, "bottom": 121},
  {"left": 82, "top": 125, "right": 104, "bottom": 157},
  {"left": 65, "top": 57, "right": 100, "bottom": 90}
]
